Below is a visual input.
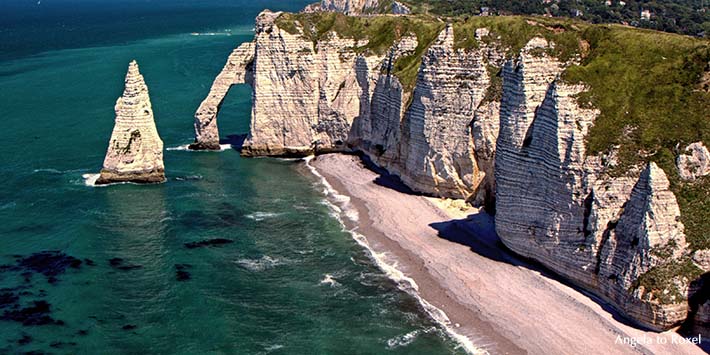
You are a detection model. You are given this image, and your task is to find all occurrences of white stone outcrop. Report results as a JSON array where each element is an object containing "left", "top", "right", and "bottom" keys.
[
  {"left": 677, "top": 141, "right": 710, "bottom": 181},
  {"left": 494, "top": 37, "right": 693, "bottom": 330},
  {"left": 394, "top": 25, "right": 495, "bottom": 199},
  {"left": 205, "top": 12, "right": 705, "bottom": 331},
  {"left": 309, "top": 0, "right": 410, "bottom": 15},
  {"left": 241, "top": 10, "right": 386, "bottom": 156},
  {"left": 97, "top": 61, "right": 165, "bottom": 185},
  {"left": 191, "top": 41, "right": 255, "bottom": 150}
]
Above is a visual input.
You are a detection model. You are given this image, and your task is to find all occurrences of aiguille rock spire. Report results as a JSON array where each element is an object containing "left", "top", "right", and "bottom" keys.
[{"left": 96, "top": 60, "right": 165, "bottom": 185}]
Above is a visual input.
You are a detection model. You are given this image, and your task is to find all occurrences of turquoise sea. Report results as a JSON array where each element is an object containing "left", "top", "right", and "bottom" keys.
[{"left": 0, "top": 0, "right": 465, "bottom": 353}]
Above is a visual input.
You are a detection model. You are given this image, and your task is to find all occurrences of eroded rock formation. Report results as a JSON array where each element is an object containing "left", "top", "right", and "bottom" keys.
[
  {"left": 316, "top": 0, "right": 410, "bottom": 15},
  {"left": 191, "top": 42, "right": 255, "bottom": 150},
  {"left": 677, "top": 142, "right": 710, "bottom": 181},
  {"left": 97, "top": 60, "right": 165, "bottom": 185},
  {"left": 205, "top": 11, "right": 706, "bottom": 332}
]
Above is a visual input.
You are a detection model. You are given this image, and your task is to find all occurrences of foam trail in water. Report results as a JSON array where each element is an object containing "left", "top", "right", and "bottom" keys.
[
  {"left": 190, "top": 32, "right": 231, "bottom": 36},
  {"left": 166, "top": 144, "right": 190, "bottom": 151},
  {"left": 235, "top": 256, "right": 286, "bottom": 272},
  {"left": 245, "top": 212, "right": 284, "bottom": 221},
  {"left": 320, "top": 273, "right": 340, "bottom": 287},
  {"left": 303, "top": 156, "right": 487, "bottom": 355},
  {"left": 303, "top": 156, "right": 359, "bottom": 223}
]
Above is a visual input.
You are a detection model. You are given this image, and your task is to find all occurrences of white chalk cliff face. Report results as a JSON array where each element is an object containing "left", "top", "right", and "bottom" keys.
[
  {"left": 317, "top": 0, "right": 410, "bottom": 15},
  {"left": 191, "top": 42, "right": 255, "bottom": 150},
  {"left": 205, "top": 11, "right": 706, "bottom": 332},
  {"left": 97, "top": 60, "right": 165, "bottom": 185}
]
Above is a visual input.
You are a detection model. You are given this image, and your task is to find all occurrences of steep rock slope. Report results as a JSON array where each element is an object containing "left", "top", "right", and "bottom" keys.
[
  {"left": 97, "top": 61, "right": 165, "bottom": 184},
  {"left": 191, "top": 42, "right": 255, "bottom": 150},
  {"left": 205, "top": 11, "right": 709, "bottom": 332}
]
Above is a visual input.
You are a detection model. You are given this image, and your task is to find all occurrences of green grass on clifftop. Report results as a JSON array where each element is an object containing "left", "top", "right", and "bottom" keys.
[{"left": 274, "top": 12, "right": 710, "bottom": 253}]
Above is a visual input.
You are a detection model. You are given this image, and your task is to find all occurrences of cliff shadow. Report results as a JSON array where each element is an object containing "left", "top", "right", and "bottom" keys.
[
  {"left": 429, "top": 213, "right": 524, "bottom": 266},
  {"left": 220, "top": 134, "right": 247, "bottom": 150},
  {"left": 357, "top": 153, "right": 420, "bottom": 195},
  {"left": 428, "top": 214, "right": 666, "bottom": 332}
]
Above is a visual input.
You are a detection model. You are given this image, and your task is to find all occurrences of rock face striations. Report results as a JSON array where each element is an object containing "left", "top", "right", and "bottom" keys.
[
  {"left": 96, "top": 61, "right": 165, "bottom": 185},
  {"left": 205, "top": 10, "right": 708, "bottom": 333},
  {"left": 315, "top": 0, "right": 410, "bottom": 15},
  {"left": 191, "top": 42, "right": 255, "bottom": 150}
]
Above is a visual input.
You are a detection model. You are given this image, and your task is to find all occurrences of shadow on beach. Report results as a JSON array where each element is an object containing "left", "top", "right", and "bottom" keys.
[{"left": 345, "top": 152, "right": 707, "bottom": 350}]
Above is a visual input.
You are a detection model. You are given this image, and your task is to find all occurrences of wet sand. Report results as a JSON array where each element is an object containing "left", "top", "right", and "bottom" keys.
[{"left": 309, "top": 153, "right": 706, "bottom": 355}]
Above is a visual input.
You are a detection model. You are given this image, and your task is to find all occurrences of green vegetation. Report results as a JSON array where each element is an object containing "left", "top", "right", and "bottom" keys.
[
  {"left": 275, "top": 11, "right": 710, "bottom": 252},
  {"left": 276, "top": 12, "right": 444, "bottom": 92},
  {"left": 401, "top": 0, "right": 710, "bottom": 38},
  {"left": 562, "top": 27, "right": 710, "bottom": 251},
  {"left": 631, "top": 258, "right": 703, "bottom": 304}
]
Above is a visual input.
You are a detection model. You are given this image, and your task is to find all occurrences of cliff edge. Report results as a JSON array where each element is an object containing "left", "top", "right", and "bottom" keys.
[{"left": 203, "top": 9, "right": 710, "bottom": 334}]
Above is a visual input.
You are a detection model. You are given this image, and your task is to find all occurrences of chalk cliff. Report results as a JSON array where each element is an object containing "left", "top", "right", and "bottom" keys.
[
  {"left": 97, "top": 60, "right": 165, "bottom": 185},
  {"left": 191, "top": 42, "right": 255, "bottom": 150},
  {"left": 204, "top": 10, "right": 709, "bottom": 333},
  {"left": 315, "top": 0, "right": 410, "bottom": 15}
]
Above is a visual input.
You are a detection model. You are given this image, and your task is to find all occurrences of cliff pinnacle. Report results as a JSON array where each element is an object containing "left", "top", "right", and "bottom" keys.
[{"left": 96, "top": 60, "right": 165, "bottom": 185}]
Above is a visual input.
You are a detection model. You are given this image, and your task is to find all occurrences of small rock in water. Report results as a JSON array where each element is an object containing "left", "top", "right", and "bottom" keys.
[
  {"left": 122, "top": 324, "right": 137, "bottom": 331},
  {"left": 17, "top": 251, "right": 82, "bottom": 280},
  {"left": 77, "top": 329, "right": 88, "bottom": 336},
  {"left": 184, "top": 238, "right": 233, "bottom": 249}
]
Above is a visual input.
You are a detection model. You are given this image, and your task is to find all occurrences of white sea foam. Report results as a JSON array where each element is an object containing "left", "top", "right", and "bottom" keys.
[
  {"left": 0, "top": 202, "right": 17, "bottom": 210},
  {"left": 319, "top": 273, "right": 340, "bottom": 287},
  {"left": 82, "top": 173, "right": 101, "bottom": 187},
  {"left": 33, "top": 168, "right": 63, "bottom": 174},
  {"left": 235, "top": 256, "right": 285, "bottom": 272},
  {"left": 302, "top": 156, "right": 486, "bottom": 355},
  {"left": 166, "top": 144, "right": 190, "bottom": 151},
  {"left": 303, "top": 156, "right": 359, "bottom": 222},
  {"left": 264, "top": 344, "right": 283, "bottom": 352},
  {"left": 245, "top": 212, "right": 284, "bottom": 221},
  {"left": 386, "top": 327, "right": 436, "bottom": 349},
  {"left": 190, "top": 32, "right": 231, "bottom": 36}
]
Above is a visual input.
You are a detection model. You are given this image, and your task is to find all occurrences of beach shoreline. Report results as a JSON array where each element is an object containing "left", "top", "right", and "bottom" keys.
[{"left": 307, "top": 153, "right": 706, "bottom": 355}]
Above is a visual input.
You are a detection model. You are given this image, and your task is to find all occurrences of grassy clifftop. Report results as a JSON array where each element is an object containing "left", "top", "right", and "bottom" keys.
[{"left": 274, "top": 12, "right": 710, "bottom": 253}]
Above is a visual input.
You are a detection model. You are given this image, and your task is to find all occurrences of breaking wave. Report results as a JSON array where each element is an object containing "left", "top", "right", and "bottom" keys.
[
  {"left": 244, "top": 212, "right": 284, "bottom": 221},
  {"left": 303, "top": 156, "right": 486, "bottom": 355},
  {"left": 320, "top": 273, "right": 340, "bottom": 287},
  {"left": 82, "top": 173, "right": 101, "bottom": 187},
  {"left": 386, "top": 327, "right": 437, "bottom": 349},
  {"left": 235, "top": 255, "right": 286, "bottom": 272}
]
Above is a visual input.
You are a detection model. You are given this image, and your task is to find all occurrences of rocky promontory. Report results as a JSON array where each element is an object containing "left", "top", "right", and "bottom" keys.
[
  {"left": 202, "top": 4, "right": 710, "bottom": 336},
  {"left": 96, "top": 60, "right": 165, "bottom": 185}
]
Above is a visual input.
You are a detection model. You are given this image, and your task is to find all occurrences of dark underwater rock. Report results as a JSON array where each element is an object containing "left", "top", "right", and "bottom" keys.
[
  {"left": 184, "top": 238, "right": 233, "bottom": 249},
  {"left": 0, "top": 292, "right": 19, "bottom": 309},
  {"left": 1, "top": 300, "right": 63, "bottom": 326},
  {"left": 122, "top": 324, "right": 137, "bottom": 330},
  {"left": 108, "top": 258, "right": 142, "bottom": 271},
  {"left": 17, "top": 333, "right": 32, "bottom": 345},
  {"left": 50, "top": 341, "right": 77, "bottom": 348},
  {"left": 175, "top": 264, "right": 192, "bottom": 281},
  {"left": 17, "top": 251, "right": 82, "bottom": 280}
]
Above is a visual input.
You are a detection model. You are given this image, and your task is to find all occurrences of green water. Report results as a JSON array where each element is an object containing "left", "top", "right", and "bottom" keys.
[{"left": 0, "top": 1, "right": 464, "bottom": 353}]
